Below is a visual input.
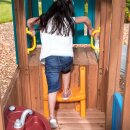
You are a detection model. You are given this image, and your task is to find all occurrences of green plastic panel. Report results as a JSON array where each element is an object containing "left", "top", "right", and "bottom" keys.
[
  {"left": 73, "top": 0, "right": 95, "bottom": 44},
  {"left": 12, "top": 0, "right": 18, "bottom": 64}
]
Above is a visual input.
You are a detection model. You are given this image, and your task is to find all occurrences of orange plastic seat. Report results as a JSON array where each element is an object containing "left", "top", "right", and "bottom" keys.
[{"left": 42, "top": 66, "right": 86, "bottom": 119}]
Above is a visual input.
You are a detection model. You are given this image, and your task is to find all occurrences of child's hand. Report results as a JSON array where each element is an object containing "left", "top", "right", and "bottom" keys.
[
  {"left": 30, "top": 29, "right": 36, "bottom": 36},
  {"left": 88, "top": 29, "right": 94, "bottom": 36}
]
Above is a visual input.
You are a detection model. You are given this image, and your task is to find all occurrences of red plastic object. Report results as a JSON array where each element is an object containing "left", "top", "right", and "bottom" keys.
[{"left": 5, "top": 106, "right": 51, "bottom": 130}]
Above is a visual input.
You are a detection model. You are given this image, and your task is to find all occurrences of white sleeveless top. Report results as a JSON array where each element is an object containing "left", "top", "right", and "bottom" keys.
[{"left": 40, "top": 17, "right": 74, "bottom": 64}]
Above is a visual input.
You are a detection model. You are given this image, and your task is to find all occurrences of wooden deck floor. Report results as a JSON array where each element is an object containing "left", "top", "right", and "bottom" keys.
[{"left": 55, "top": 109, "right": 105, "bottom": 130}]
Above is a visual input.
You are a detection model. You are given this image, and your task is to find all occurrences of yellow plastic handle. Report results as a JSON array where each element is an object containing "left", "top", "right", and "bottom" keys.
[
  {"left": 90, "top": 27, "right": 100, "bottom": 51},
  {"left": 26, "top": 28, "right": 36, "bottom": 54}
]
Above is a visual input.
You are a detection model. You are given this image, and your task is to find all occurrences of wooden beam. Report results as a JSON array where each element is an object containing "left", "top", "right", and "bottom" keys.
[
  {"left": 14, "top": 0, "right": 31, "bottom": 107},
  {"left": 14, "top": 0, "right": 28, "bottom": 68},
  {"left": 102, "top": 0, "right": 112, "bottom": 112},
  {"left": 97, "top": 0, "right": 107, "bottom": 110},
  {"left": 122, "top": 26, "right": 130, "bottom": 130},
  {"left": 0, "top": 93, "right": 5, "bottom": 130},
  {"left": 115, "top": 0, "right": 126, "bottom": 92},
  {"left": 0, "top": 106, "right": 5, "bottom": 130},
  {"left": 106, "top": 0, "right": 125, "bottom": 129}
]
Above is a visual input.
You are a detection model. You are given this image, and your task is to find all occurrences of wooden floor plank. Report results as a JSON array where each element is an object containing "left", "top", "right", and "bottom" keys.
[
  {"left": 56, "top": 123, "right": 105, "bottom": 130},
  {"left": 57, "top": 109, "right": 102, "bottom": 113},
  {"left": 57, "top": 118, "right": 105, "bottom": 124},
  {"left": 55, "top": 108, "right": 105, "bottom": 130},
  {"left": 57, "top": 112, "right": 105, "bottom": 119}
]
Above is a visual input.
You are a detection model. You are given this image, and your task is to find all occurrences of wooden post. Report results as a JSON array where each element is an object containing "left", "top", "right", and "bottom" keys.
[
  {"left": 95, "top": 0, "right": 100, "bottom": 29},
  {"left": 106, "top": 0, "right": 125, "bottom": 129},
  {"left": 122, "top": 26, "right": 130, "bottom": 130},
  {"left": 0, "top": 106, "right": 5, "bottom": 130},
  {"left": 115, "top": 0, "right": 126, "bottom": 92},
  {"left": 0, "top": 92, "right": 5, "bottom": 130},
  {"left": 102, "top": 0, "right": 112, "bottom": 112},
  {"left": 14, "top": 0, "right": 31, "bottom": 107},
  {"left": 97, "top": 0, "right": 107, "bottom": 110}
]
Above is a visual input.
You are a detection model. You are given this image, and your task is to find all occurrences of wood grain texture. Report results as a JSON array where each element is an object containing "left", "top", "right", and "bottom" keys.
[
  {"left": 14, "top": 0, "right": 31, "bottom": 108},
  {"left": 106, "top": 0, "right": 125, "bottom": 129},
  {"left": 97, "top": 0, "right": 107, "bottom": 110},
  {"left": 55, "top": 109, "right": 105, "bottom": 130},
  {"left": 122, "top": 26, "right": 130, "bottom": 130},
  {"left": 102, "top": 0, "right": 112, "bottom": 112},
  {"left": 0, "top": 106, "right": 5, "bottom": 130}
]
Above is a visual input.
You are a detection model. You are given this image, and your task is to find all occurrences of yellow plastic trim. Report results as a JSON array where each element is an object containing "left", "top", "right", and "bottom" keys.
[
  {"left": 90, "top": 27, "right": 100, "bottom": 52},
  {"left": 26, "top": 28, "right": 36, "bottom": 54}
]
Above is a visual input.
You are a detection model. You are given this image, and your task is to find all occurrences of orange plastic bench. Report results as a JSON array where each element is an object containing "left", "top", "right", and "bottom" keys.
[{"left": 42, "top": 66, "right": 86, "bottom": 119}]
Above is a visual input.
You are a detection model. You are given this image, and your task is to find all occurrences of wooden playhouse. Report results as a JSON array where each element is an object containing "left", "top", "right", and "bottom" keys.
[{"left": 0, "top": 0, "right": 130, "bottom": 130}]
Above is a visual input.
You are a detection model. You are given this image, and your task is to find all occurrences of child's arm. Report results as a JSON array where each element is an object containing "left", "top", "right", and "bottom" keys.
[
  {"left": 27, "top": 17, "right": 40, "bottom": 35},
  {"left": 74, "top": 16, "right": 93, "bottom": 35}
]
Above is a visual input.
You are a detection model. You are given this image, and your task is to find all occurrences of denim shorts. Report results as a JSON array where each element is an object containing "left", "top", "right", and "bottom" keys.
[{"left": 45, "top": 56, "right": 73, "bottom": 93}]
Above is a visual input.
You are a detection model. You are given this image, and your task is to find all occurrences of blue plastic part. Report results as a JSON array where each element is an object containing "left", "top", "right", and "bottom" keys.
[
  {"left": 32, "top": 0, "right": 39, "bottom": 17},
  {"left": 88, "top": 0, "right": 95, "bottom": 28},
  {"left": 11, "top": 0, "right": 18, "bottom": 64},
  {"left": 73, "top": 0, "right": 85, "bottom": 44},
  {"left": 73, "top": 0, "right": 95, "bottom": 44},
  {"left": 42, "top": 0, "right": 53, "bottom": 13},
  {"left": 38, "top": 0, "right": 95, "bottom": 44},
  {"left": 112, "top": 93, "right": 123, "bottom": 130}
]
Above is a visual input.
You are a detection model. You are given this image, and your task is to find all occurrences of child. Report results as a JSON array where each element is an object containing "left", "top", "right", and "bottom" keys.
[{"left": 27, "top": 0, "right": 93, "bottom": 129}]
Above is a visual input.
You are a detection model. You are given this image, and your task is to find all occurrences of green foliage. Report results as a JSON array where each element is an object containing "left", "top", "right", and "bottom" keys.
[
  {"left": 39, "top": 1, "right": 42, "bottom": 15},
  {"left": 84, "top": 2, "right": 88, "bottom": 16},
  {"left": 0, "top": 0, "right": 12, "bottom": 23},
  {"left": 125, "top": 0, "right": 130, "bottom": 23}
]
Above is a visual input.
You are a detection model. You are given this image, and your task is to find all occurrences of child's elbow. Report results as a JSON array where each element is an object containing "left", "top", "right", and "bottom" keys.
[{"left": 84, "top": 16, "right": 91, "bottom": 25}]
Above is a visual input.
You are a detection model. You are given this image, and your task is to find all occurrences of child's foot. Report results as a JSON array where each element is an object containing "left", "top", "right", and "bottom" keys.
[
  {"left": 49, "top": 118, "right": 58, "bottom": 129},
  {"left": 62, "top": 90, "right": 72, "bottom": 100}
]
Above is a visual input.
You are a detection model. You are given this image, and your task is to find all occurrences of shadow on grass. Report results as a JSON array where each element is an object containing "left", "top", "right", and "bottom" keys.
[{"left": 0, "top": 0, "right": 11, "bottom": 4}]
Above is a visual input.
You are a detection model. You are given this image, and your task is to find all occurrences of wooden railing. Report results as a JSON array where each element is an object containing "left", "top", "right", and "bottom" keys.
[{"left": 0, "top": 68, "right": 22, "bottom": 130}]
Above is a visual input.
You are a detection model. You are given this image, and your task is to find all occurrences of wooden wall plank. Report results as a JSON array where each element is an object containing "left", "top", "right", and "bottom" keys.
[
  {"left": 14, "top": 0, "right": 31, "bottom": 107},
  {"left": 122, "top": 26, "right": 130, "bottom": 130},
  {"left": 1, "top": 69, "right": 21, "bottom": 108},
  {"left": 0, "top": 68, "right": 22, "bottom": 130},
  {"left": 39, "top": 64, "right": 44, "bottom": 114},
  {"left": 87, "top": 65, "right": 98, "bottom": 108},
  {"left": 106, "top": 0, "right": 125, "bottom": 129},
  {"left": 29, "top": 66, "right": 41, "bottom": 112}
]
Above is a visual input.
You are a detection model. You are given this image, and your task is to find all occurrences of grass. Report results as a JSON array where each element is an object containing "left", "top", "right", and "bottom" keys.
[
  {"left": 0, "top": 0, "right": 12, "bottom": 23},
  {"left": 0, "top": 0, "right": 42, "bottom": 24}
]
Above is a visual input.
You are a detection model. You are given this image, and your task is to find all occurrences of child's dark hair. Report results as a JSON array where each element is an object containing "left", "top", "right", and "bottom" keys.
[{"left": 32, "top": 0, "right": 75, "bottom": 36}]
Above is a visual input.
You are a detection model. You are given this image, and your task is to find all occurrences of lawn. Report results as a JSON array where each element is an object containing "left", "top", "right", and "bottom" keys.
[
  {"left": 0, "top": 0, "right": 12, "bottom": 23},
  {"left": 0, "top": 0, "right": 42, "bottom": 24}
]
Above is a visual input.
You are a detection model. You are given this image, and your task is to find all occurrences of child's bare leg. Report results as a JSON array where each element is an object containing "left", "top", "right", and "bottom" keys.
[
  {"left": 48, "top": 91, "right": 57, "bottom": 119},
  {"left": 62, "top": 72, "right": 71, "bottom": 93}
]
